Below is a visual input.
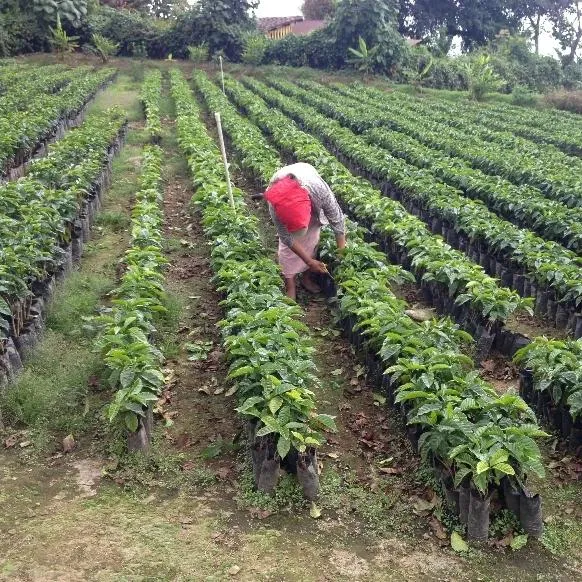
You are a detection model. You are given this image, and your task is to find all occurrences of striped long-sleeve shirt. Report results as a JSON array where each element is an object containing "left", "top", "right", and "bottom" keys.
[{"left": 269, "top": 163, "right": 345, "bottom": 248}]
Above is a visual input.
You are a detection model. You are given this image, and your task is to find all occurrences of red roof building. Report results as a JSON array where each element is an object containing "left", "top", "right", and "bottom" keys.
[{"left": 258, "top": 16, "right": 327, "bottom": 40}]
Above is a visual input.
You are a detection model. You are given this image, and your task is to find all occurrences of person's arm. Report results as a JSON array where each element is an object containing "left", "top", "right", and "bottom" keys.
[
  {"left": 269, "top": 203, "right": 293, "bottom": 248},
  {"left": 314, "top": 179, "right": 346, "bottom": 249},
  {"left": 289, "top": 239, "right": 328, "bottom": 273}
]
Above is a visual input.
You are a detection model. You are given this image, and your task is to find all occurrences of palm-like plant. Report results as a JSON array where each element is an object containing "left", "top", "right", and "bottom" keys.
[
  {"left": 49, "top": 14, "right": 79, "bottom": 59},
  {"left": 92, "top": 33, "right": 119, "bottom": 64},
  {"left": 347, "top": 37, "right": 380, "bottom": 76},
  {"left": 464, "top": 54, "right": 503, "bottom": 101}
]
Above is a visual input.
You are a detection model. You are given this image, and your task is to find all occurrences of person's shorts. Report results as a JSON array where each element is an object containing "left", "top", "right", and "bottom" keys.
[{"left": 278, "top": 224, "right": 321, "bottom": 277}]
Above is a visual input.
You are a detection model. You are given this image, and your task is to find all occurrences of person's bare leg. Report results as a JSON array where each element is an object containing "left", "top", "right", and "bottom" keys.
[
  {"left": 301, "top": 271, "right": 321, "bottom": 294},
  {"left": 285, "top": 276, "right": 297, "bottom": 300}
]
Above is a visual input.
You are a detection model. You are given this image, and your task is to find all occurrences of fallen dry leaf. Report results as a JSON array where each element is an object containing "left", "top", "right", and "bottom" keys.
[
  {"left": 62, "top": 434, "right": 76, "bottom": 453},
  {"left": 179, "top": 516, "right": 194, "bottom": 525},
  {"left": 215, "top": 467, "right": 232, "bottom": 480},
  {"left": 379, "top": 467, "right": 402, "bottom": 475},
  {"left": 4, "top": 435, "right": 18, "bottom": 449},
  {"left": 182, "top": 460, "right": 196, "bottom": 471},
  {"left": 429, "top": 517, "right": 448, "bottom": 540},
  {"left": 227, "top": 565, "right": 241, "bottom": 576},
  {"left": 412, "top": 496, "right": 437, "bottom": 515},
  {"left": 481, "top": 360, "right": 496, "bottom": 373}
]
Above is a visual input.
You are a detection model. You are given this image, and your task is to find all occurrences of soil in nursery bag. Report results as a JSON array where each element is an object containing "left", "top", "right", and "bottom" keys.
[
  {"left": 297, "top": 449, "right": 320, "bottom": 501},
  {"left": 502, "top": 477, "right": 521, "bottom": 517},
  {"left": 467, "top": 489, "right": 491, "bottom": 542},
  {"left": 458, "top": 483, "right": 471, "bottom": 525},
  {"left": 519, "top": 486, "right": 543, "bottom": 538},
  {"left": 256, "top": 437, "right": 280, "bottom": 494}
]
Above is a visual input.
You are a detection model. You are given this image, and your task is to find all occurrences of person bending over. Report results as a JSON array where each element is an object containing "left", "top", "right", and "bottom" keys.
[{"left": 262, "top": 162, "right": 346, "bottom": 300}]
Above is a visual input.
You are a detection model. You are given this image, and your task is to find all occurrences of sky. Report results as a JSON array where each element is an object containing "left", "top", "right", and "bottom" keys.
[{"left": 256, "top": 0, "right": 303, "bottom": 18}]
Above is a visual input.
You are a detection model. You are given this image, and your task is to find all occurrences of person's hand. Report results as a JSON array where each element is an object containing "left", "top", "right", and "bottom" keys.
[{"left": 307, "top": 259, "right": 329, "bottom": 274}]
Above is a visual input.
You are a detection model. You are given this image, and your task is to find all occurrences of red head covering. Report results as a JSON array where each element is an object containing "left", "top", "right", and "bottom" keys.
[{"left": 265, "top": 176, "right": 312, "bottom": 233}]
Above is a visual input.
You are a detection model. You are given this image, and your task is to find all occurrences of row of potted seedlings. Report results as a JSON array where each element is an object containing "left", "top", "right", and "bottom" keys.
[
  {"left": 332, "top": 82, "right": 582, "bottom": 210},
  {"left": 216, "top": 74, "right": 530, "bottom": 360},
  {"left": 94, "top": 144, "right": 167, "bottom": 452},
  {"left": 261, "top": 78, "right": 582, "bottom": 336},
  {"left": 141, "top": 69, "right": 163, "bottom": 144},
  {"left": 288, "top": 78, "right": 582, "bottom": 255},
  {"left": 252, "top": 77, "right": 582, "bottom": 453},
  {"left": 514, "top": 337, "right": 582, "bottom": 455},
  {"left": 170, "top": 69, "right": 335, "bottom": 498},
  {"left": 1, "top": 66, "right": 116, "bottom": 179},
  {"left": 0, "top": 64, "right": 79, "bottom": 115},
  {"left": 0, "top": 107, "right": 128, "bottom": 387},
  {"left": 372, "top": 84, "right": 582, "bottom": 157},
  {"left": 366, "top": 83, "right": 582, "bottom": 168},
  {"left": 320, "top": 223, "right": 547, "bottom": 541},
  {"left": 190, "top": 72, "right": 547, "bottom": 542}
]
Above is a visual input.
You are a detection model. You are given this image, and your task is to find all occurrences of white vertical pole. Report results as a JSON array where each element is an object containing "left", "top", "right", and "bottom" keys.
[
  {"left": 219, "top": 55, "right": 225, "bottom": 95},
  {"left": 215, "top": 112, "right": 235, "bottom": 209}
]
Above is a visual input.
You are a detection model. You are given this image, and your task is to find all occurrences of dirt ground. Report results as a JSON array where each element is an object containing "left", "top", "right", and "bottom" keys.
[{"left": 0, "top": 57, "right": 581, "bottom": 582}]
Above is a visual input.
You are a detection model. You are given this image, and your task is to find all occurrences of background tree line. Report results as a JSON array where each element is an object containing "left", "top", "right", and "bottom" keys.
[{"left": 0, "top": 0, "right": 581, "bottom": 94}]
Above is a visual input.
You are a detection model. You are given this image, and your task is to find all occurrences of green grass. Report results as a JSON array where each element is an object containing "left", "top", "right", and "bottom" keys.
[
  {"left": 94, "top": 210, "right": 131, "bottom": 232},
  {"left": 45, "top": 272, "right": 113, "bottom": 337},
  {"left": 156, "top": 291, "right": 185, "bottom": 360},
  {"left": 0, "top": 332, "right": 102, "bottom": 441},
  {"left": 89, "top": 72, "right": 145, "bottom": 122}
]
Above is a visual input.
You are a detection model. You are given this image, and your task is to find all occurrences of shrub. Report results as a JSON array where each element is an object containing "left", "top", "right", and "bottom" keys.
[
  {"left": 188, "top": 44, "right": 209, "bottom": 63},
  {"left": 241, "top": 33, "right": 268, "bottom": 66},
  {"left": 563, "top": 61, "right": 582, "bottom": 90},
  {"left": 511, "top": 85, "right": 539, "bottom": 107},
  {"left": 263, "top": 35, "right": 308, "bottom": 68},
  {"left": 0, "top": 7, "right": 48, "bottom": 56},
  {"left": 88, "top": 5, "right": 162, "bottom": 58},
  {"left": 545, "top": 89, "right": 582, "bottom": 114}
]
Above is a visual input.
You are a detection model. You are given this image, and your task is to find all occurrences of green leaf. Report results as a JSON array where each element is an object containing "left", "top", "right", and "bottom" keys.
[
  {"left": 451, "top": 531, "right": 469, "bottom": 553},
  {"left": 124, "top": 412, "right": 139, "bottom": 433},
  {"left": 309, "top": 502, "right": 322, "bottom": 519},
  {"left": 475, "top": 460, "right": 489, "bottom": 475},
  {"left": 277, "top": 436, "right": 291, "bottom": 459},
  {"left": 269, "top": 396, "right": 283, "bottom": 415},
  {"left": 313, "top": 414, "right": 337, "bottom": 430},
  {"left": 228, "top": 365, "right": 254, "bottom": 379},
  {"left": 120, "top": 368, "right": 135, "bottom": 389},
  {"left": 493, "top": 462, "right": 515, "bottom": 476},
  {"left": 373, "top": 393, "right": 386, "bottom": 405},
  {"left": 510, "top": 534, "right": 528, "bottom": 551},
  {"left": 256, "top": 425, "right": 277, "bottom": 437}
]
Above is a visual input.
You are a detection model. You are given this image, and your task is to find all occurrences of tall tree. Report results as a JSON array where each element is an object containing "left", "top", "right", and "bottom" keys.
[
  {"left": 332, "top": 0, "right": 406, "bottom": 71},
  {"left": 399, "top": 1, "right": 522, "bottom": 50},
  {"left": 33, "top": 0, "right": 87, "bottom": 26},
  {"left": 508, "top": 0, "right": 555, "bottom": 53},
  {"left": 548, "top": 0, "right": 582, "bottom": 65},
  {"left": 191, "top": 0, "right": 259, "bottom": 59},
  {"left": 301, "top": 0, "right": 336, "bottom": 20},
  {"left": 149, "top": 0, "right": 180, "bottom": 18}
]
